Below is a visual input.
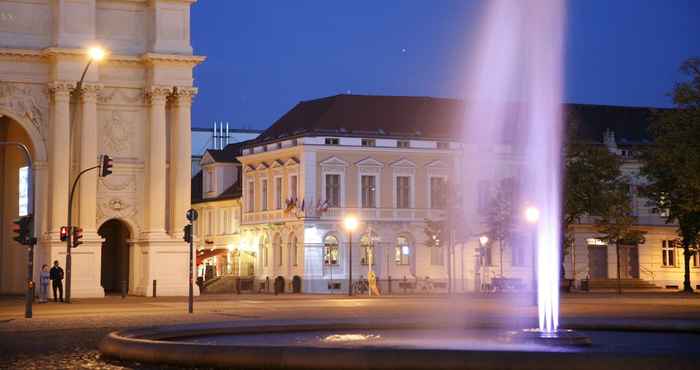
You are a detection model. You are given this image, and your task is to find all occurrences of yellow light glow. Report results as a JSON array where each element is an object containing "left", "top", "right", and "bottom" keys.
[
  {"left": 88, "top": 46, "right": 106, "bottom": 61},
  {"left": 343, "top": 215, "right": 359, "bottom": 231},
  {"left": 525, "top": 206, "right": 540, "bottom": 224},
  {"left": 479, "top": 235, "right": 489, "bottom": 246}
]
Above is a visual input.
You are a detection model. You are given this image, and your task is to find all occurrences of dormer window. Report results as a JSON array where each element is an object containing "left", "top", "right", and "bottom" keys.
[
  {"left": 206, "top": 167, "right": 215, "bottom": 193},
  {"left": 325, "top": 137, "right": 339, "bottom": 145},
  {"left": 361, "top": 139, "right": 376, "bottom": 147}
]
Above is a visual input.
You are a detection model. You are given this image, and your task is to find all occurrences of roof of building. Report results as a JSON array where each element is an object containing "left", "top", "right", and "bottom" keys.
[
  {"left": 203, "top": 141, "right": 248, "bottom": 163},
  {"left": 191, "top": 170, "right": 242, "bottom": 204},
  {"left": 248, "top": 94, "right": 667, "bottom": 147}
]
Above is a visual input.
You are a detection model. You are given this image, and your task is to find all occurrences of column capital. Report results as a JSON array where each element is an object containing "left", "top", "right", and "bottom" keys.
[
  {"left": 48, "top": 81, "right": 75, "bottom": 97},
  {"left": 144, "top": 85, "right": 172, "bottom": 105},
  {"left": 172, "top": 86, "right": 198, "bottom": 106},
  {"left": 79, "top": 83, "right": 103, "bottom": 103}
]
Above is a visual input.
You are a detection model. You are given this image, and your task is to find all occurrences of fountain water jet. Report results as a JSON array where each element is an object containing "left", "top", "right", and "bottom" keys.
[{"left": 461, "top": 0, "right": 583, "bottom": 342}]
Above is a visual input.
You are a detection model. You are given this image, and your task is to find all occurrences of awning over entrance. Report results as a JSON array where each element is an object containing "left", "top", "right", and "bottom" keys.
[{"left": 196, "top": 248, "right": 227, "bottom": 265}]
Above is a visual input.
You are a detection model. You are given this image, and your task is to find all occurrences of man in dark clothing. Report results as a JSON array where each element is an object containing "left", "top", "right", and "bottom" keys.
[{"left": 49, "top": 260, "right": 64, "bottom": 302}]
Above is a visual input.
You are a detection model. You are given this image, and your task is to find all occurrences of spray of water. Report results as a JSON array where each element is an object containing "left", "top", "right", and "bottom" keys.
[{"left": 462, "top": 0, "right": 565, "bottom": 333}]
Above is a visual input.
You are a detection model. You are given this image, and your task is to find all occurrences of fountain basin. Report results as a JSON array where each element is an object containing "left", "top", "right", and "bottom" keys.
[{"left": 99, "top": 319, "right": 700, "bottom": 370}]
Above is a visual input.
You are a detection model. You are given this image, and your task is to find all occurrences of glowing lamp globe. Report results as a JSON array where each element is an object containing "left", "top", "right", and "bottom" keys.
[
  {"left": 525, "top": 206, "right": 540, "bottom": 224},
  {"left": 343, "top": 215, "right": 359, "bottom": 231},
  {"left": 88, "top": 47, "right": 106, "bottom": 61}
]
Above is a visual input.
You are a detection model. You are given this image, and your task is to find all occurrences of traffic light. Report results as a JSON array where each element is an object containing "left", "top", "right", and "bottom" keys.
[
  {"left": 182, "top": 224, "right": 193, "bottom": 243},
  {"left": 60, "top": 226, "right": 69, "bottom": 242},
  {"left": 100, "top": 154, "right": 113, "bottom": 177},
  {"left": 12, "top": 214, "right": 35, "bottom": 246},
  {"left": 72, "top": 227, "right": 83, "bottom": 248}
]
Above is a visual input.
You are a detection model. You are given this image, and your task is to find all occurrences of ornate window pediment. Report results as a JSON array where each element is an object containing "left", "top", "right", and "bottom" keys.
[
  {"left": 356, "top": 157, "right": 384, "bottom": 168},
  {"left": 255, "top": 162, "right": 269, "bottom": 171},
  {"left": 391, "top": 158, "right": 416, "bottom": 168},
  {"left": 320, "top": 156, "right": 348, "bottom": 167},
  {"left": 284, "top": 157, "right": 300, "bottom": 167},
  {"left": 200, "top": 152, "right": 216, "bottom": 166},
  {"left": 270, "top": 159, "right": 284, "bottom": 168},
  {"left": 244, "top": 164, "right": 255, "bottom": 173},
  {"left": 425, "top": 160, "right": 448, "bottom": 169}
]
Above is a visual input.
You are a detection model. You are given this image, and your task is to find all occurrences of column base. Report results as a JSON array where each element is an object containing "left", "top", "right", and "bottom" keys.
[{"left": 132, "top": 238, "right": 200, "bottom": 297}]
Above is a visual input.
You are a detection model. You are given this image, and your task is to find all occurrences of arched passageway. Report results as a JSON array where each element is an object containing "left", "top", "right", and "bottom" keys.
[
  {"left": 99, "top": 219, "right": 131, "bottom": 295},
  {"left": 0, "top": 115, "right": 36, "bottom": 294}
]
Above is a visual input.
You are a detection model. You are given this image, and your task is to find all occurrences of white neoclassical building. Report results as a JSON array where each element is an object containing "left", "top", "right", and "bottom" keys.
[{"left": 0, "top": 0, "right": 204, "bottom": 297}]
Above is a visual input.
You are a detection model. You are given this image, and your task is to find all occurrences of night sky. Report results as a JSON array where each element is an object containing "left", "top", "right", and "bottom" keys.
[{"left": 190, "top": 0, "right": 700, "bottom": 129}]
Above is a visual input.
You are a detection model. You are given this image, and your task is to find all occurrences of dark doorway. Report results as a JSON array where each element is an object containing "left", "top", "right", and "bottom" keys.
[
  {"left": 292, "top": 275, "right": 302, "bottom": 293},
  {"left": 619, "top": 245, "right": 640, "bottom": 279},
  {"left": 588, "top": 246, "right": 608, "bottom": 279},
  {"left": 99, "top": 219, "right": 131, "bottom": 295}
]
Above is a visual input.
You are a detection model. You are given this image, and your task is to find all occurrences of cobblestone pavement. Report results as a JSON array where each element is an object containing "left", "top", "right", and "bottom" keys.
[{"left": 1, "top": 292, "right": 699, "bottom": 369}]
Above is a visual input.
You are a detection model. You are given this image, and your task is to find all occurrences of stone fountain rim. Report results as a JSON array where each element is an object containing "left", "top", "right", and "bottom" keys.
[{"left": 98, "top": 318, "right": 700, "bottom": 370}]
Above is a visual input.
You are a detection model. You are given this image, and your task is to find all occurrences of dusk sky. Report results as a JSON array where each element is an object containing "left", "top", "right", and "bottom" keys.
[{"left": 190, "top": 0, "right": 700, "bottom": 129}]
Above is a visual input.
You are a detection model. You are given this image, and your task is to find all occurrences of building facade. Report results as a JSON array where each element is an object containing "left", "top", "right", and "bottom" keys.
[
  {"left": 197, "top": 95, "right": 699, "bottom": 294},
  {"left": 0, "top": 0, "right": 203, "bottom": 297}
]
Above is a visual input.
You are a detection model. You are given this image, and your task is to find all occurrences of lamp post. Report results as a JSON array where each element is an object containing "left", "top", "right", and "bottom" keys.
[
  {"left": 477, "top": 235, "right": 489, "bottom": 292},
  {"left": 525, "top": 206, "right": 540, "bottom": 306},
  {"left": 65, "top": 46, "right": 107, "bottom": 303},
  {"left": 343, "top": 215, "right": 359, "bottom": 296}
]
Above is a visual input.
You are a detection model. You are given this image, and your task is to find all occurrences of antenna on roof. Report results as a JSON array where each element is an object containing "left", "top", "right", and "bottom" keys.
[
  {"left": 213, "top": 121, "right": 217, "bottom": 150},
  {"left": 226, "top": 122, "right": 230, "bottom": 146}
]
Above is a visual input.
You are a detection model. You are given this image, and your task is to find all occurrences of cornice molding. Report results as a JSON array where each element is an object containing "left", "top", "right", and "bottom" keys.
[{"left": 0, "top": 48, "right": 206, "bottom": 66}]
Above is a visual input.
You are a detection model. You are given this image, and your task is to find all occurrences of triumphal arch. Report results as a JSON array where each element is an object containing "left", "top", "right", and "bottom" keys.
[{"left": 0, "top": 0, "right": 204, "bottom": 297}]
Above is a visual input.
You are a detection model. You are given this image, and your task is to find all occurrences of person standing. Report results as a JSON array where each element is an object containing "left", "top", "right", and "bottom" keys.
[
  {"left": 49, "top": 260, "right": 64, "bottom": 302},
  {"left": 39, "top": 264, "right": 50, "bottom": 303}
]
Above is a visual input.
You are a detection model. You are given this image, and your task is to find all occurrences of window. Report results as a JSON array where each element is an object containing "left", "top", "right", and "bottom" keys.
[
  {"left": 430, "top": 245, "right": 443, "bottom": 265},
  {"left": 361, "top": 138, "right": 376, "bottom": 147},
  {"left": 324, "top": 235, "right": 339, "bottom": 265},
  {"left": 290, "top": 235, "right": 298, "bottom": 267},
  {"left": 18, "top": 166, "right": 28, "bottom": 216},
  {"left": 274, "top": 234, "right": 283, "bottom": 266},
  {"left": 477, "top": 180, "right": 490, "bottom": 211},
  {"left": 482, "top": 246, "right": 493, "bottom": 266},
  {"left": 325, "top": 137, "right": 339, "bottom": 145},
  {"left": 261, "top": 179, "right": 268, "bottom": 211},
  {"left": 206, "top": 167, "right": 215, "bottom": 193},
  {"left": 247, "top": 180, "right": 255, "bottom": 212},
  {"left": 325, "top": 174, "right": 341, "bottom": 207},
  {"left": 397, "top": 140, "right": 410, "bottom": 148},
  {"left": 361, "top": 175, "right": 377, "bottom": 208},
  {"left": 692, "top": 245, "right": 699, "bottom": 268},
  {"left": 274, "top": 177, "right": 283, "bottom": 209},
  {"left": 360, "top": 234, "right": 375, "bottom": 265},
  {"left": 430, "top": 177, "right": 447, "bottom": 209},
  {"left": 396, "top": 176, "right": 411, "bottom": 208},
  {"left": 395, "top": 236, "right": 411, "bottom": 265},
  {"left": 511, "top": 243, "right": 525, "bottom": 267},
  {"left": 437, "top": 142, "right": 449, "bottom": 150},
  {"left": 662, "top": 240, "right": 676, "bottom": 267},
  {"left": 289, "top": 175, "right": 298, "bottom": 200},
  {"left": 261, "top": 236, "right": 269, "bottom": 267}
]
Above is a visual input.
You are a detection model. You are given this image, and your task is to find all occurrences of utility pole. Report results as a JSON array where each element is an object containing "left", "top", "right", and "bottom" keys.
[{"left": 185, "top": 209, "right": 198, "bottom": 313}]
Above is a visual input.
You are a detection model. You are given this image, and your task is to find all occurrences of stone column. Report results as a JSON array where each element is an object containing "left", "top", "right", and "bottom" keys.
[
  {"left": 168, "top": 87, "right": 197, "bottom": 236},
  {"left": 144, "top": 86, "right": 171, "bottom": 237},
  {"left": 78, "top": 83, "right": 101, "bottom": 233},
  {"left": 48, "top": 81, "right": 74, "bottom": 233}
]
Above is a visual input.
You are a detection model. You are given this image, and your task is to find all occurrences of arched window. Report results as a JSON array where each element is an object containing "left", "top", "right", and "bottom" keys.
[
  {"left": 395, "top": 235, "right": 411, "bottom": 265},
  {"left": 289, "top": 233, "right": 298, "bottom": 267},
  {"left": 260, "top": 236, "right": 269, "bottom": 267},
  {"left": 360, "top": 234, "right": 376, "bottom": 265},
  {"left": 324, "top": 235, "right": 339, "bottom": 265},
  {"left": 274, "top": 233, "right": 283, "bottom": 266}
]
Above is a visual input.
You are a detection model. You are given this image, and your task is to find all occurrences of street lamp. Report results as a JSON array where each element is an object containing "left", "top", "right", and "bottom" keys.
[
  {"left": 65, "top": 46, "right": 108, "bottom": 303},
  {"left": 344, "top": 215, "right": 359, "bottom": 296},
  {"left": 525, "top": 206, "right": 540, "bottom": 306}
]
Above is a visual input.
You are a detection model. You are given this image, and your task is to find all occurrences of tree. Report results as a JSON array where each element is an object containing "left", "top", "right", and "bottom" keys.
[
  {"left": 641, "top": 58, "right": 700, "bottom": 293},
  {"left": 595, "top": 187, "right": 646, "bottom": 294},
  {"left": 563, "top": 119, "right": 626, "bottom": 276},
  {"left": 484, "top": 180, "right": 515, "bottom": 277}
]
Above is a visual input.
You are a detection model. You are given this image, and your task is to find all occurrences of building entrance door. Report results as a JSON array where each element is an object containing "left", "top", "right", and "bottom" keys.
[
  {"left": 588, "top": 246, "right": 607, "bottom": 279},
  {"left": 619, "top": 245, "right": 640, "bottom": 279},
  {"left": 99, "top": 219, "right": 131, "bottom": 295}
]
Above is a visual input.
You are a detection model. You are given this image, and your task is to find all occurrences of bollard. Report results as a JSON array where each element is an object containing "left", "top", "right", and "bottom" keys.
[
  {"left": 121, "top": 280, "right": 127, "bottom": 299},
  {"left": 152, "top": 280, "right": 157, "bottom": 298},
  {"left": 388, "top": 276, "right": 392, "bottom": 295}
]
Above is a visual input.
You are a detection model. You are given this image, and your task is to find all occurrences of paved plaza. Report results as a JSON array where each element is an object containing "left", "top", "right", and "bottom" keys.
[{"left": 0, "top": 292, "right": 699, "bottom": 369}]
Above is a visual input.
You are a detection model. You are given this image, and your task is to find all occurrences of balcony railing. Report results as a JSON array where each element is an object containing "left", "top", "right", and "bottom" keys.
[{"left": 242, "top": 207, "right": 447, "bottom": 224}]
